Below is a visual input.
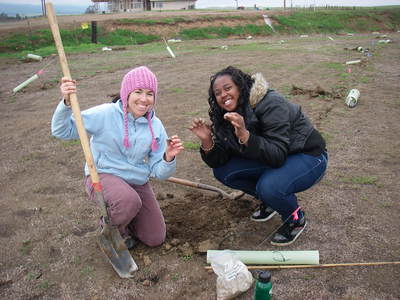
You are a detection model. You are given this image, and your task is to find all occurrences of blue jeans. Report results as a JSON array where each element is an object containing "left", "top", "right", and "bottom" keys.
[{"left": 213, "top": 152, "right": 328, "bottom": 220}]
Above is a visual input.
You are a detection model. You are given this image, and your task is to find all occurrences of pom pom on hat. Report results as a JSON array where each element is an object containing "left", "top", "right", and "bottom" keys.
[{"left": 120, "top": 66, "right": 158, "bottom": 149}]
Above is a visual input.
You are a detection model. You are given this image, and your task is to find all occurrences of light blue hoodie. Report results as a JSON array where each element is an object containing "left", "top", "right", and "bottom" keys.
[{"left": 51, "top": 100, "right": 176, "bottom": 185}]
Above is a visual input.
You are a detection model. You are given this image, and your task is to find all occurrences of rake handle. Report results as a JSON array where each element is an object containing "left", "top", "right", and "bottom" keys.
[
  {"left": 46, "top": 3, "right": 100, "bottom": 186},
  {"left": 204, "top": 261, "right": 400, "bottom": 270},
  {"left": 167, "top": 177, "right": 233, "bottom": 199}
]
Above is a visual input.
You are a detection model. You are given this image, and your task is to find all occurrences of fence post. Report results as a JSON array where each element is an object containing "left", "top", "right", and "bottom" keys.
[{"left": 91, "top": 21, "right": 97, "bottom": 44}]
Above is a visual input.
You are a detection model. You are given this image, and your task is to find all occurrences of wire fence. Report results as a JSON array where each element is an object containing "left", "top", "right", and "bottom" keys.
[{"left": 289, "top": 5, "right": 381, "bottom": 11}]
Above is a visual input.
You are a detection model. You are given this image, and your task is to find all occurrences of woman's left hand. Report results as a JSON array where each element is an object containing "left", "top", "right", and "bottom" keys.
[
  {"left": 224, "top": 112, "right": 250, "bottom": 144},
  {"left": 164, "top": 135, "right": 184, "bottom": 162}
]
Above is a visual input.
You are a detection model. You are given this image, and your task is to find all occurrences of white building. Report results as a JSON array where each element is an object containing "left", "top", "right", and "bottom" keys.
[{"left": 91, "top": 0, "right": 197, "bottom": 12}]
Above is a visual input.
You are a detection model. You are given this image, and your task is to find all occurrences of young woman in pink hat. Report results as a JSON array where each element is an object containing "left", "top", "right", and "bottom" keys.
[{"left": 52, "top": 66, "right": 184, "bottom": 249}]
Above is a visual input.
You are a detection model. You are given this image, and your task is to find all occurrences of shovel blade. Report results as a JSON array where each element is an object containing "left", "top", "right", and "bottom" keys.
[{"left": 98, "top": 226, "right": 138, "bottom": 278}]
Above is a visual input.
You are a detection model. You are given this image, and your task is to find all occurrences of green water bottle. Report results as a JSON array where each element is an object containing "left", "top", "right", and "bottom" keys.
[{"left": 253, "top": 271, "right": 273, "bottom": 300}]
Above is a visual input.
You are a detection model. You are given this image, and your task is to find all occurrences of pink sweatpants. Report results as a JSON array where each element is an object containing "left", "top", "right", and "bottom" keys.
[{"left": 85, "top": 173, "right": 166, "bottom": 247}]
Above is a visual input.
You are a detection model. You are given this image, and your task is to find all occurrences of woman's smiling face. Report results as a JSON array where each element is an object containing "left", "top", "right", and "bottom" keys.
[
  {"left": 213, "top": 75, "right": 240, "bottom": 112},
  {"left": 127, "top": 88, "right": 155, "bottom": 118}
]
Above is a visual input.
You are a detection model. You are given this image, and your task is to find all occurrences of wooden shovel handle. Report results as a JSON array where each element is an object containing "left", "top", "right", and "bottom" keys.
[{"left": 46, "top": 3, "right": 100, "bottom": 186}]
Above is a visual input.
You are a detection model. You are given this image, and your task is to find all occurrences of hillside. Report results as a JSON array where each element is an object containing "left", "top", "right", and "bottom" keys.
[{"left": 0, "top": 7, "right": 399, "bottom": 53}]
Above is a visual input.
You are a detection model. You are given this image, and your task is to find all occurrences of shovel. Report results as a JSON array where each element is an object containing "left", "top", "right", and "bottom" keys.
[{"left": 46, "top": 2, "right": 137, "bottom": 278}]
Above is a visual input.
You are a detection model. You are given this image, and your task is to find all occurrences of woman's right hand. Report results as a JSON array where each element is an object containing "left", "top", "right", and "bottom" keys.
[
  {"left": 189, "top": 118, "right": 212, "bottom": 141},
  {"left": 60, "top": 77, "right": 77, "bottom": 106}
]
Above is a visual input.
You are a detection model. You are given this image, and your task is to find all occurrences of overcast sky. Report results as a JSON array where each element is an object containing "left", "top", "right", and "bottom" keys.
[{"left": 0, "top": 0, "right": 398, "bottom": 8}]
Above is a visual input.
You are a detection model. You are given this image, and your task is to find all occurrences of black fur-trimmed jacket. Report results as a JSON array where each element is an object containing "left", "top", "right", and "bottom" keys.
[{"left": 201, "top": 73, "right": 316, "bottom": 169}]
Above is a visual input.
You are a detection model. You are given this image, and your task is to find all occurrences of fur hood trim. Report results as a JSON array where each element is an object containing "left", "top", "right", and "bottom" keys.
[{"left": 249, "top": 73, "right": 269, "bottom": 108}]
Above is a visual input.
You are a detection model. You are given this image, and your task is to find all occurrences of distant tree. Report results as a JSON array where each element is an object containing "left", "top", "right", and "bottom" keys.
[
  {"left": 0, "top": 12, "right": 8, "bottom": 20},
  {"left": 16, "top": 13, "right": 21, "bottom": 20},
  {"left": 85, "top": 5, "right": 96, "bottom": 14}
]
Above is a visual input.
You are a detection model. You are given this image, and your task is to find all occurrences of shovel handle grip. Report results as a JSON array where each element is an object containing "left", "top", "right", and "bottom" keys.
[{"left": 46, "top": 3, "right": 100, "bottom": 186}]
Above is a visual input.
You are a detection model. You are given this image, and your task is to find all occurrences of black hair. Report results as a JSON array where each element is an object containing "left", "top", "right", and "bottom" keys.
[
  {"left": 207, "top": 66, "right": 254, "bottom": 131},
  {"left": 111, "top": 93, "right": 120, "bottom": 103}
]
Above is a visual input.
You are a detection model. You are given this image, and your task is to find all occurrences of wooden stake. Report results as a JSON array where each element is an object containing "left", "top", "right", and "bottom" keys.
[{"left": 204, "top": 261, "right": 400, "bottom": 271}]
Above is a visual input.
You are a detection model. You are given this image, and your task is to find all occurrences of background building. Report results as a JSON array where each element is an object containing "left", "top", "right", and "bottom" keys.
[{"left": 91, "top": 0, "right": 196, "bottom": 13}]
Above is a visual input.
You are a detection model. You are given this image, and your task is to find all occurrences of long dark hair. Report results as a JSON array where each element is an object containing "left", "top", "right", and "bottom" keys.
[{"left": 208, "top": 66, "right": 254, "bottom": 131}]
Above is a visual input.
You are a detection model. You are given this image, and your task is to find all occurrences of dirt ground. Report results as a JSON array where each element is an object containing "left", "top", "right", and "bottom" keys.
[{"left": 0, "top": 19, "right": 399, "bottom": 300}]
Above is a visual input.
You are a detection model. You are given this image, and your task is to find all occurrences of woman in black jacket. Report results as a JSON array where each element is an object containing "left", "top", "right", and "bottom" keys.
[{"left": 189, "top": 66, "right": 328, "bottom": 246}]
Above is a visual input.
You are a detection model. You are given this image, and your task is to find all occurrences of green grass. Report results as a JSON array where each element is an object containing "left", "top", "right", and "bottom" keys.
[
  {"left": 27, "top": 271, "right": 41, "bottom": 280},
  {"left": 320, "top": 62, "right": 343, "bottom": 71},
  {"left": 37, "top": 280, "right": 51, "bottom": 292},
  {"left": 180, "top": 255, "right": 192, "bottom": 262},
  {"left": 99, "top": 29, "right": 158, "bottom": 46},
  {"left": 0, "top": 27, "right": 159, "bottom": 54},
  {"left": 183, "top": 141, "right": 200, "bottom": 150},
  {"left": 359, "top": 75, "right": 371, "bottom": 83},
  {"left": 280, "top": 84, "right": 292, "bottom": 98},
  {"left": 320, "top": 131, "right": 333, "bottom": 143},
  {"left": 169, "top": 87, "right": 185, "bottom": 94},
  {"left": 80, "top": 265, "right": 95, "bottom": 276},
  {"left": 340, "top": 175, "right": 378, "bottom": 185},
  {"left": 179, "top": 24, "right": 274, "bottom": 40},
  {"left": 273, "top": 9, "right": 400, "bottom": 34},
  {"left": 171, "top": 273, "right": 180, "bottom": 281},
  {"left": 19, "top": 152, "right": 42, "bottom": 162},
  {"left": 339, "top": 72, "right": 351, "bottom": 80},
  {"left": 20, "top": 240, "right": 32, "bottom": 255},
  {"left": 270, "top": 63, "right": 284, "bottom": 70},
  {"left": 59, "top": 139, "right": 80, "bottom": 148},
  {"left": 186, "top": 111, "right": 201, "bottom": 116}
]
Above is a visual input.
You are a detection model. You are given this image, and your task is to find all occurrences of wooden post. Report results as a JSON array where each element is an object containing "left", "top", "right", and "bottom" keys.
[
  {"left": 41, "top": 0, "right": 46, "bottom": 16},
  {"left": 27, "top": 20, "right": 35, "bottom": 49},
  {"left": 91, "top": 21, "right": 97, "bottom": 44}
]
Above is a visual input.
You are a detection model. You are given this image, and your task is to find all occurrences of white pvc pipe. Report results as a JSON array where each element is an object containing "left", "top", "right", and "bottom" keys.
[
  {"left": 346, "top": 60, "right": 361, "bottom": 65},
  {"left": 207, "top": 250, "right": 320, "bottom": 265},
  {"left": 13, "top": 69, "right": 44, "bottom": 93},
  {"left": 27, "top": 53, "right": 43, "bottom": 61},
  {"left": 166, "top": 46, "right": 176, "bottom": 58},
  {"left": 262, "top": 14, "right": 275, "bottom": 32},
  {"left": 13, "top": 74, "right": 39, "bottom": 93}
]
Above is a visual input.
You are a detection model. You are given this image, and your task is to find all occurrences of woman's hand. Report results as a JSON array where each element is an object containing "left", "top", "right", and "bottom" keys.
[
  {"left": 189, "top": 118, "right": 214, "bottom": 151},
  {"left": 224, "top": 112, "right": 250, "bottom": 144},
  {"left": 164, "top": 135, "right": 184, "bottom": 162},
  {"left": 60, "top": 77, "right": 77, "bottom": 106}
]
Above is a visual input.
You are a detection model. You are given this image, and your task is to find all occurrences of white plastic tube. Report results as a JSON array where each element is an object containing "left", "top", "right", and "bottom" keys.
[
  {"left": 166, "top": 46, "right": 176, "bottom": 58},
  {"left": 13, "top": 70, "right": 44, "bottom": 93},
  {"left": 207, "top": 250, "right": 320, "bottom": 265},
  {"left": 346, "top": 60, "right": 361, "bottom": 65},
  {"left": 27, "top": 53, "right": 43, "bottom": 61},
  {"left": 262, "top": 14, "right": 275, "bottom": 32},
  {"left": 345, "top": 89, "right": 360, "bottom": 108}
]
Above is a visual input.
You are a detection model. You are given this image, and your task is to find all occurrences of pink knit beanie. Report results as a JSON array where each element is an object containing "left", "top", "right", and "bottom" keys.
[{"left": 120, "top": 66, "right": 158, "bottom": 150}]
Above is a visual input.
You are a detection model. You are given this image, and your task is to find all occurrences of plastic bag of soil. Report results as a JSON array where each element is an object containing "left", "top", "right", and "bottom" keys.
[{"left": 209, "top": 250, "right": 253, "bottom": 300}]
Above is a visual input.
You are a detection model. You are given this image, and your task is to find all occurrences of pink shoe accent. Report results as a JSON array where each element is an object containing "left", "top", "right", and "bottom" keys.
[{"left": 291, "top": 207, "right": 301, "bottom": 221}]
